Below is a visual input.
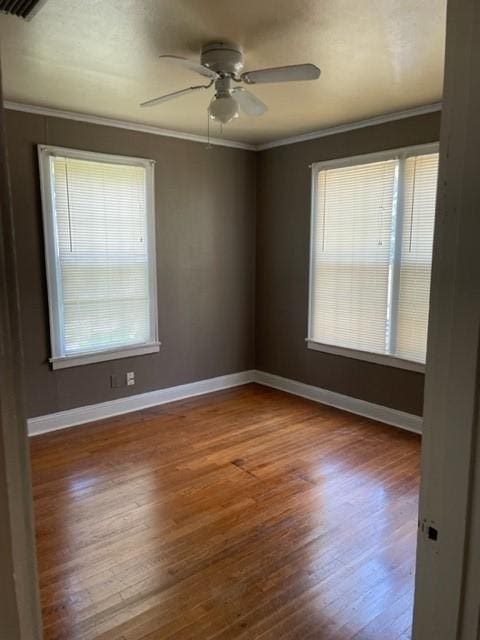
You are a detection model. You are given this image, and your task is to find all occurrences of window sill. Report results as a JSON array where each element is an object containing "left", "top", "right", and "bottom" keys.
[
  {"left": 50, "top": 342, "right": 161, "bottom": 370},
  {"left": 306, "top": 340, "right": 425, "bottom": 373}
]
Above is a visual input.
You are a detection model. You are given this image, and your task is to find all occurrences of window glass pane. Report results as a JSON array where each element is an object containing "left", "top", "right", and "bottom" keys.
[
  {"left": 311, "top": 159, "right": 397, "bottom": 354},
  {"left": 51, "top": 156, "right": 151, "bottom": 356},
  {"left": 395, "top": 153, "right": 439, "bottom": 362}
]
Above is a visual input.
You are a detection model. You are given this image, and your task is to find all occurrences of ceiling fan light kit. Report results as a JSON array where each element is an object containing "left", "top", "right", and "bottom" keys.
[
  {"left": 141, "top": 42, "right": 321, "bottom": 125},
  {"left": 208, "top": 78, "right": 239, "bottom": 124}
]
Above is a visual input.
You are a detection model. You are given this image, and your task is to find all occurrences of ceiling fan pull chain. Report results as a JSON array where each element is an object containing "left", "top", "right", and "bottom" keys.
[{"left": 206, "top": 110, "right": 211, "bottom": 150}]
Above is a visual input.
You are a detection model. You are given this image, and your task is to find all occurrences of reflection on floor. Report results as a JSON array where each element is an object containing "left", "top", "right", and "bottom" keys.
[{"left": 31, "top": 383, "right": 420, "bottom": 640}]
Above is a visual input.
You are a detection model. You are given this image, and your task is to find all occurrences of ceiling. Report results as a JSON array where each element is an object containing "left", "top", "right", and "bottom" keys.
[{"left": 0, "top": 0, "right": 446, "bottom": 146}]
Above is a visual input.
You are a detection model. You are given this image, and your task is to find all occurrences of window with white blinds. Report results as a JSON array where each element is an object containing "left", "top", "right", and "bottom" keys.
[
  {"left": 308, "top": 144, "right": 439, "bottom": 368},
  {"left": 38, "top": 145, "right": 158, "bottom": 369}
]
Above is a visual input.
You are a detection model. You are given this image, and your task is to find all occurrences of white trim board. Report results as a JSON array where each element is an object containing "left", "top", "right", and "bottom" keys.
[
  {"left": 5, "top": 100, "right": 441, "bottom": 153},
  {"left": 257, "top": 102, "right": 442, "bottom": 151},
  {"left": 254, "top": 371, "right": 423, "bottom": 434},
  {"left": 4, "top": 101, "right": 256, "bottom": 151},
  {"left": 27, "top": 369, "right": 422, "bottom": 436},
  {"left": 27, "top": 371, "right": 255, "bottom": 436}
]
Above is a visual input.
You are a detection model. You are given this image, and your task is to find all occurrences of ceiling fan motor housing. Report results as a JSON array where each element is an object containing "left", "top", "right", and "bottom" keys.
[{"left": 201, "top": 42, "right": 244, "bottom": 76}]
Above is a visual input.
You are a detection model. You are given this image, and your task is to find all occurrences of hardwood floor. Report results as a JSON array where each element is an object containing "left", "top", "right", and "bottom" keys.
[{"left": 30, "top": 383, "right": 421, "bottom": 640}]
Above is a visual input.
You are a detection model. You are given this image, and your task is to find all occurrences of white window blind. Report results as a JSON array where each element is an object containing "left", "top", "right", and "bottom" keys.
[
  {"left": 395, "top": 154, "right": 439, "bottom": 362},
  {"left": 309, "top": 145, "right": 439, "bottom": 368},
  {"left": 39, "top": 146, "right": 159, "bottom": 369},
  {"left": 311, "top": 159, "right": 396, "bottom": 354}
]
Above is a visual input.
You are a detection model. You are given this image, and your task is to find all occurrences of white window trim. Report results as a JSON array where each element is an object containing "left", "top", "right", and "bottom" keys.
[
  {"left": 49, "top": 343, "right": 161, "bottom": 370},
  {"left": 38, "top": 144, "right": 159, "bottom": 370},
  {"left": 306, "top": 340, "right": 425, "bottom": 373},
  {"left": 307, "top": 141, "right": 439, "bottom": 371}
]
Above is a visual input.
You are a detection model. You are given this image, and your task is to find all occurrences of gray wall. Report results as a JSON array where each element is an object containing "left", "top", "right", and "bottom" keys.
[
  {"left": 7, "top": 109, "right": 441, "bottom": 420},
  {"left": 256, "top": 112, "right": 441, "bottom": 416},
  {"left": 5, "top": 110, "right": 256, "bottom": 418}
]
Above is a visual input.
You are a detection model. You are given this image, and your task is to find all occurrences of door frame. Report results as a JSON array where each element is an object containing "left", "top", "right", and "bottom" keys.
[
  {"left": 412, "top": 0, "right": 480, "bottom": 637},
  {"left": 0, "top": 60, "right": 43, "bottom": 639}
]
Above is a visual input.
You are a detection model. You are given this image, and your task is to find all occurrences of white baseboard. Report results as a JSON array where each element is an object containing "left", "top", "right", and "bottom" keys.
[
  {"left": 27, "top": 370, "right": 255, "bottom": 436},
  {"left": 253, "top": 370, "right": 423, "bottom": 434},
  {"left": 27, "top": 368, "right": 422, "bottom": 437}
]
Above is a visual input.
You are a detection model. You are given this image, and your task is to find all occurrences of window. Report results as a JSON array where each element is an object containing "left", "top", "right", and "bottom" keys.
[
  {"left": 38, "top": 145, "right": 158, "bottom": 369},
  {"left": 308, "top": 144, "right": 439, "bottom": 370}
]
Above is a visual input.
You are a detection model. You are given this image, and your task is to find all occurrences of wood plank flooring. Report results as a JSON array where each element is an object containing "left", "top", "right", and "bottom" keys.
[{"left": 30, "top": 383, "right": 421, "bottom": 640}]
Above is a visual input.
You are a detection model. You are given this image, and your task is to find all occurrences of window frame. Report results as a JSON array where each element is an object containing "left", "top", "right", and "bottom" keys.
[
  {"left": 38, "top": 144, "right": 159, "bottom": 370},
  {"left": 307, "top": 142, "right": 439, "bottom": 373}
]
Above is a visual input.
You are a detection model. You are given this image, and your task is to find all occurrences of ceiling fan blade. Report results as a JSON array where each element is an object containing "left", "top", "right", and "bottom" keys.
[
  {"left": 241, "top": 63, "right": 321, "bottom": 85},
  {"left": 140, "top": 84, "right": 209, "bottom": 108},
  {"left": 159, "top": 54, "right": 218, "bottom": 79},
  {"left": 232, "top": 88, "right": 268, "bottom": 116}
]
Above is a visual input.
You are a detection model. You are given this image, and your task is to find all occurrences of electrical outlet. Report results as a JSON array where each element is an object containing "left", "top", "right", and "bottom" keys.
[{"left": 126, "top": 371, "right": 135, "bottom": 386}]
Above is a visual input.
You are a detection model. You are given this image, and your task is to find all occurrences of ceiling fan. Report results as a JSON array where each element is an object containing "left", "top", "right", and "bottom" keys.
[{"left": 140, "top": 42, "right": 321, "bottom": 124}]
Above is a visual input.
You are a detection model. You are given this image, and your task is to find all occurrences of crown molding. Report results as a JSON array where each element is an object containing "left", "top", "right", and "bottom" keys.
[
  {"left": 256, "top": 102, "right": 442, "bottom": 151},
  {"left": 4, "top": 100, "right": 442, "bottom": 152},
  {"left": 3, "top": 101, "right": 256, "bottom": 151}
]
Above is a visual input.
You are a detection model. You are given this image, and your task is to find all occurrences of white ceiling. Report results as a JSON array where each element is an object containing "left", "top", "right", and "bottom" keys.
[{"left": 0, "top": 0, "right": 446, "bottom": 145}]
